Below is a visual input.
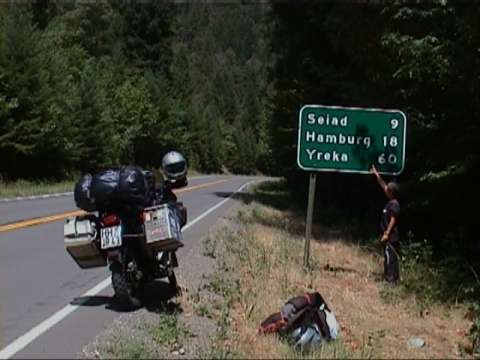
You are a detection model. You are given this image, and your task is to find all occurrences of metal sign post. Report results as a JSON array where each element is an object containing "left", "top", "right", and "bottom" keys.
[{"left": 303, "top": 172, "right": 316, "bottom": 269}]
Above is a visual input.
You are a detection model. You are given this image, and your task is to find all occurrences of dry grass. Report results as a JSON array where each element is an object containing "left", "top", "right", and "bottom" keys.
[
  {"left": 206, "top": 203, "right": 473, "bottom": 359},
  {"left": 0, "top": 179, "right": 74, "bottom": 199}
]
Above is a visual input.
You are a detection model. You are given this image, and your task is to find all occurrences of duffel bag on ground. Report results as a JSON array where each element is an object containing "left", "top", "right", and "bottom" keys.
[{"left": 258, "top": 291, "right": 339, "bottom": 343}]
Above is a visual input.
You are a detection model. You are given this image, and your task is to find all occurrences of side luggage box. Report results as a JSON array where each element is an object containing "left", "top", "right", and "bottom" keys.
[
  {"left": 64, "top": 215, "right": 107, "bottom": 269},
  {"left": 144, "top": 204, "right": 184, "bottom": 251}
]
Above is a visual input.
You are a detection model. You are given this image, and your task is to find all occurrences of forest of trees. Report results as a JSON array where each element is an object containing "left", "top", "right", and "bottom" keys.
[
  {"left": 0, "top": 2, "right": 273, "bottom": 178},
  {"left": 1, "top": 2, "right": 479, "bottom": 301},
  {"left": 270, "top": 2, "right": 480, "bottom": 264}
]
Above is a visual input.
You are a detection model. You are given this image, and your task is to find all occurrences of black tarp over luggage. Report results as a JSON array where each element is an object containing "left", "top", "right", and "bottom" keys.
[
  {"left": 91, "top": 169, "right": 121, "bottom": 208},
  {"left": 74, "top": 166, "right": 150, "bottom": 212},
  {"left": 74, "top": 174, "right": 96, "bottom": 212},
  {"left": 117, "top": 166, "right": 148, "bottom": 205}
]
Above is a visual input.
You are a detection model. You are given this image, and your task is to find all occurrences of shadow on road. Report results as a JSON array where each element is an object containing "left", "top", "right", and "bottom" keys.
[
  {"left": 212, "top": 179, "right": 301, "bottom": 211},
  {"left": 70, "top": 279, "right": 180, "bottom": 314},
  {"left": 211, "top": 186, "right": 305, "bottom": 238},
  {"left": 213, "top": 191, "right": 255, "bottom": 204},
  {"left": 70, "top": 295, "right": 111, "bottom": 307},
  {"left": 213, "top": 180, "right": 294, "bottom": 209}
]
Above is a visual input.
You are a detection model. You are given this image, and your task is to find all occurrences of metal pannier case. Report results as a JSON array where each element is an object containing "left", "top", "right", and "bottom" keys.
[
  {"left": 143, "top": 204, "right": 184, "bottom": 251},
  {"left": 64, "top": 216, "right": 106, "bottom": 269}
]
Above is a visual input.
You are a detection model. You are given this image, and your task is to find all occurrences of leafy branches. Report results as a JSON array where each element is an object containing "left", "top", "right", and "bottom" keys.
[{"left": 0, "top": 2, "right": 274, "bottom": 179}]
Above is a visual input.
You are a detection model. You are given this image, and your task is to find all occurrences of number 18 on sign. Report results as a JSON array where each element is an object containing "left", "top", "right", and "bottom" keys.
[{"left": 297, "top": 105, "right": 407, "bottom": 268}]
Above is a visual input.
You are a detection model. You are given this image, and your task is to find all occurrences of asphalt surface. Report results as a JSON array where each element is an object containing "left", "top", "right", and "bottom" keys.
[{"left": 0, "top": 175, "right": 259, "bottom": 358}]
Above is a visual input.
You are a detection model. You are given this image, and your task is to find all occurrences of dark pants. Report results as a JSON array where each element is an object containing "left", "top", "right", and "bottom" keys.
[{"left": 384, "top": 242, "right": 400, "bottom": 283}]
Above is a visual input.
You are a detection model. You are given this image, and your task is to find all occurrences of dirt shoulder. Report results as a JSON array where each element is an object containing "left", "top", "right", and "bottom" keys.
[{"left": 80, "top": 180, "right": 473, "bottom": 359}]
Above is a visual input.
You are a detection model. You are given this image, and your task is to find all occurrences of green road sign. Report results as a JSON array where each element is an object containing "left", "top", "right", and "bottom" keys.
[{"left": 297, "top": 105, "right": 406, "bottom": 175}]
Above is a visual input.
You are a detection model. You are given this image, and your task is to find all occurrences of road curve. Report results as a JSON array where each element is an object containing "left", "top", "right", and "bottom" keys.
[{"left": 0, "top": 175, "right": 259, "bottom": 358}]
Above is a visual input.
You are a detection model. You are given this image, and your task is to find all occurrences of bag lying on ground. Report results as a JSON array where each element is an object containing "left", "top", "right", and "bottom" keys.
[{"left": 258, "top": 291, "right": 339, "bottom": 349}]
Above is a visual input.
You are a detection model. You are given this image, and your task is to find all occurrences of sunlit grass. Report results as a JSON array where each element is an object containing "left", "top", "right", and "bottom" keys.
[{"left": 199, "top": 181, "right": 471, "bottom": 359}]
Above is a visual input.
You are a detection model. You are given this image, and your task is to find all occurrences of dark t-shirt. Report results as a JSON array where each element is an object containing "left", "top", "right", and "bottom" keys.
[{"left": 381, "top": 199, "right": 400, "bottom": 243}]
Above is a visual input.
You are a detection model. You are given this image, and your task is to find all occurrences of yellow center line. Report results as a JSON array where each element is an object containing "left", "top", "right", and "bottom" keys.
[
  {"left": 0, "top": 178, "right": 230, "bottom": 234},
  {"left": 174, "top": 178, "right": 227, "bottom": 194},
  {"left": 0, "top": 210, "right": 86, "bottom": 233}
]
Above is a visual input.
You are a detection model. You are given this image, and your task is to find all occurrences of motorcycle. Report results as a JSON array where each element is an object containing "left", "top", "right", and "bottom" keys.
[{"left": 65, "top": 177, "right": 187, "bottom": 309}]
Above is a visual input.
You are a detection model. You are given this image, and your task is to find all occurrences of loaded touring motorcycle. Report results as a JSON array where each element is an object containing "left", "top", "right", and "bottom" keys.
[{"left": 64, "top": 166, "right": 187, "bottom": 309}]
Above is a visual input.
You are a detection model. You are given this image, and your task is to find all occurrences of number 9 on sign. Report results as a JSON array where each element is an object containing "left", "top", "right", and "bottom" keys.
[
  {"left": 378, "top": 153, "right": 397, "bottom": 165},
  {"left": 390, "top": 118, "right": 399, "bottom": 129}
]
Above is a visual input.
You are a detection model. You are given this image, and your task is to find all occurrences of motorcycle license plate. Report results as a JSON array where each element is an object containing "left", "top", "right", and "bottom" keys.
[{"left": 100, "top": 225, "right": 122, "bottom": 249}]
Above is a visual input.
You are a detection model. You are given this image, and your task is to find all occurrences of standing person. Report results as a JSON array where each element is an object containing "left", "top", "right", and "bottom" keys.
[{"left": 371, "top": 165, "right": 401, "bottom": 284}]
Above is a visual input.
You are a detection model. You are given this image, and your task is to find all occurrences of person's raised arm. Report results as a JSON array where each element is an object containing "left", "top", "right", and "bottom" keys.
[{"left": 371, "top": 165, "right": 389, "bottom": 198}]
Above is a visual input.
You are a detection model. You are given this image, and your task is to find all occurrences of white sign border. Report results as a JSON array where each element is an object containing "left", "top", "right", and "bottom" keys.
[{"left": 297, "top": 104, "right": 407, "bottom": 176}]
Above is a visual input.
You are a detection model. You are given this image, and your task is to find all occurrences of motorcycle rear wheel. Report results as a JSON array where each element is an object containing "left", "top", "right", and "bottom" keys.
[{"left": 110, "top": 256, "right": 142, "bottom": 310}]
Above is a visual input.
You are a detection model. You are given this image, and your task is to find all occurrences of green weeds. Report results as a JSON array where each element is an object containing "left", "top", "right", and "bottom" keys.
[
  {"left": 378, "top": 239, "right": 480, "bottom": 313},
  {"left": 115, "top": 339, "right": 154, "bottom": 359},
  {"left": 93, "top": 313, "right": 191, "bottom": 359},
  {"left": 103, "top": 337, "right": 155, "bottom": 359},
  {"left": 145, "top": 313, "right": 191, "bottom": 347},
  {"left": 201, "top": 236, "right": 218, "bottom": 258},
  {"left": 468, "top": 303, "right": 480, "bottom": 356}
]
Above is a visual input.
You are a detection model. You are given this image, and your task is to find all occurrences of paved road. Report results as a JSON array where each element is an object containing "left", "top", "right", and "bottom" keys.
[{"left": 0, "top": 175, "right": 258, "bottom": 358}]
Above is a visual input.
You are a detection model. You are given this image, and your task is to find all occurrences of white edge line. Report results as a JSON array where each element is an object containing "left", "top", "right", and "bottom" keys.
[{"left": 0, "top": 179, "right": 256, "bottom": 359}]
